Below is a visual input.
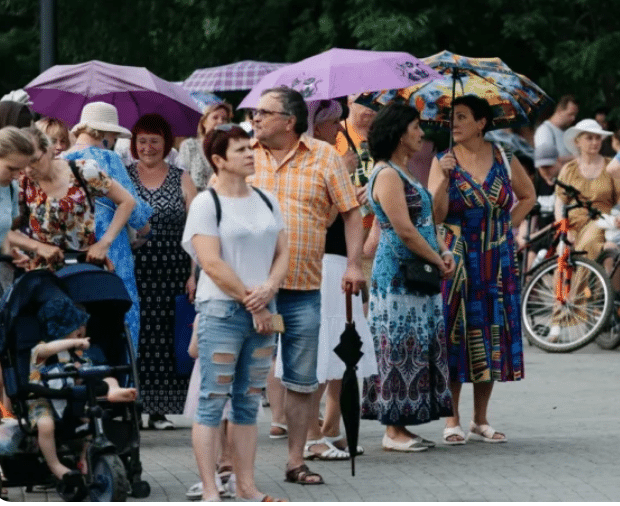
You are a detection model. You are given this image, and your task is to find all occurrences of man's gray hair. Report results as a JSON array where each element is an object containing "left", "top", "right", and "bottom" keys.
[{"left": 261, "top": 86, "right": 308, "bottom": 135}]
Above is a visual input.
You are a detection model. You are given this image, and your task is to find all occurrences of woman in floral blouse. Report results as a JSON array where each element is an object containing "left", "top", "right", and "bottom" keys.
[{"left": 8, "top": 127, "right": 135, "bottom": 270}]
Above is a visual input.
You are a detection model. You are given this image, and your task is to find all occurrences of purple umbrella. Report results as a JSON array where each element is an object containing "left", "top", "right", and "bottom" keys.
[
  {"left": 238, "top": 48, "right": 441, "bottom": 109},
  {"left": 24, "top": 60, "right": 203, "bottom": 136},
  {"left": 183, "top": 60, "right": 290, "bottom": 92}
]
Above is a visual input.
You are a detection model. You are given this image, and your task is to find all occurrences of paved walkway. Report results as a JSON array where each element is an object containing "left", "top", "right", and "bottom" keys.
[{"left": 6, "top": 342, "right": 620, "bottom": 502}]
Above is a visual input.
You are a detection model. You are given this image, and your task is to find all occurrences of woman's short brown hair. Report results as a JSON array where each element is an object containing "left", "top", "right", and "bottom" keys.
[
  {"left": 203, "top": 124, "right": 249, "bottom": 175},
  {"left": 197, "top": 103, "right": 233, "bottom": 138},
  {"left": 130, "top": 114, "right": 174, "bottom": 159}
]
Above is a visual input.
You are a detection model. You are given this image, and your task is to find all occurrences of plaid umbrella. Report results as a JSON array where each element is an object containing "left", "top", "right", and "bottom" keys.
[
  {"left": 367, "top": 50, "right": 553, "bottom": 132},
  {"left": 183, "top": 61, "right": 289, "bottom": 92}
]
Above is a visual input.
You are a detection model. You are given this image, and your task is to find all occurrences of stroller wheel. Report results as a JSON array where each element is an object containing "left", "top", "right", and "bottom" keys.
[
  {"left": 130, "top": 479, "right": 151, "bottom": 498},
  {"left": 89, "top": 454, "right": 129, "bottom": 502},
  {"left": 56, "top": 470, "right": 87, "bottom": 502}
]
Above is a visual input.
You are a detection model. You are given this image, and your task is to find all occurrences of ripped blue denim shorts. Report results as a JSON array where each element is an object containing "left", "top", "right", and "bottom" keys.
[{"left": 194, "top": 299, "right": 276, "bottom": 427}]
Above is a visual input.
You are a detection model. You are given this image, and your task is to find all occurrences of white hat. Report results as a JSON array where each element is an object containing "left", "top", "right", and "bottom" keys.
[
  {"left": 71, "top": 102, "right": 132, "bottom": 138},
  {"left": 563, "top": 118, "right": 612, "bottom": 155}
]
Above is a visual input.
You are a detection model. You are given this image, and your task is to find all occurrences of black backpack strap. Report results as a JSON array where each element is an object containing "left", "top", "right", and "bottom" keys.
[
  {"left": 67, "top": 160, "right": 94, "bottom": 212},
  {"left": 208, "top": 187, "right": 222, "bottom": 226},
  {"left": 251, "top": 187, "right": 273, "bottom": 213}
]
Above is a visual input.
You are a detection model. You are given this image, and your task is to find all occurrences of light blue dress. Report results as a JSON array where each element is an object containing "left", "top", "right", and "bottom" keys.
[{"left": 63, "top": 147, "right": 153, "bottom": 350}]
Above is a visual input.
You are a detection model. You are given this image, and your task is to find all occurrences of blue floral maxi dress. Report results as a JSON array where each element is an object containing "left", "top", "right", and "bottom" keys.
[
  {"left": 438, "top": 146, "right": 524, "bottom": 383},
  {"left": 64, "top": 147, "right": 153, "bottom": 351},
  {"left": 128, "top": 164, "right": 191, "bottom": 415},
  {"left": 361, "top": 163, "right": 453, "bottom": 426}
]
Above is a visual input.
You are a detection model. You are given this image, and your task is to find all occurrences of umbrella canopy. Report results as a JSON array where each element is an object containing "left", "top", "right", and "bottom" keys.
[
  {"left": 368, "top": 50, "right": 553, "bottom": 131},
  {"left": 238, "top": 48, "right": 441, "bottom": 109},
  {"left": 333, "top": 287, "right": 364, "bottom": 476},
  {"left": 24, "top": 60, "right": 203, "bottom": 136},
  {"left": 183, "top": 60, "right": 290, "bottom": 92}
]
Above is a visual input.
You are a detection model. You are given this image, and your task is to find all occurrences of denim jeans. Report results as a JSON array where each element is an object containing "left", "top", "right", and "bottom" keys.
[
  {"left": 195, "top": 300, "right": 276, "bottom": 427},
  {"left": 276, "top": 289, "right": 321, "bottom": 393}
]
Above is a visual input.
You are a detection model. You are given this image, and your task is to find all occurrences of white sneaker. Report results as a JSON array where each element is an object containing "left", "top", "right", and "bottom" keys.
[
  {"left": 548, "top": 325, "right": 561, "bottom": 342},
  {"left": 221, "top": 474, "right": 236, "bottom": 498},
  {"left": 185, "top": 474, "right": 224, "bottom": 501}
]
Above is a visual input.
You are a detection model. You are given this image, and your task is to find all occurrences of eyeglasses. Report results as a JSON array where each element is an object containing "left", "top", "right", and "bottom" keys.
[{"left": 250, "top": 109, "right": 291, "bottom": 119}]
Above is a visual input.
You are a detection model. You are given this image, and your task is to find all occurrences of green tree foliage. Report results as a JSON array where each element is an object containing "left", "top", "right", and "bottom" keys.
[{"left": 2, "top": 0, "right": 620, "bottom": 122}]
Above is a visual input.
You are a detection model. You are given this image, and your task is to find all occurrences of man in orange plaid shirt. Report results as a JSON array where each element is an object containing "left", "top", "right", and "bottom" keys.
[{"left": 249, "top": 87, "right": 365, "bottom": 485}]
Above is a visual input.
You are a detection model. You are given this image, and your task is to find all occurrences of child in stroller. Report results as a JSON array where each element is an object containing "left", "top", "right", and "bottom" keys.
[
  {"left": 0, "top": 263, "right": 150, "bottom": 501},
  {"left": 28, "top": 295, "right": 137, "bottom": 489}
]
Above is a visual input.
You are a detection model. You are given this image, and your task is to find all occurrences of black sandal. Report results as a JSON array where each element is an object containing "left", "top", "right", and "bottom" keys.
[{"left": 284, "top": 464, "right": 324, "bottom": 485}]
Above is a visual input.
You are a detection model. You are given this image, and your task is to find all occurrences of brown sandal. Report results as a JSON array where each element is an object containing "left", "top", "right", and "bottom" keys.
[{"left": 284, "top": 464, "right": 324, "bottom": 485}]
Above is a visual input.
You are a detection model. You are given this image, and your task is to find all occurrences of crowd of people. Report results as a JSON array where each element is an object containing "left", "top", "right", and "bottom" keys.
[{"left": 2, "top": 83, "right": 620, "bottom": 502}]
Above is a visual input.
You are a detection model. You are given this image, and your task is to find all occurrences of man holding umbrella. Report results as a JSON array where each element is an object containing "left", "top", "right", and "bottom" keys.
[{"left": 249, "top": 86, "right": 365, "bottom": 485}]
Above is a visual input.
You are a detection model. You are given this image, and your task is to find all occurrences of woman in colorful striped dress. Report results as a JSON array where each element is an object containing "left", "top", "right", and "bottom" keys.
[{"left": 428, "top": 95, "right": 536, "bottom": 445}]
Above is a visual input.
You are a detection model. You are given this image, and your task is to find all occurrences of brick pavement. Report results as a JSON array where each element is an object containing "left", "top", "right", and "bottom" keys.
[{"left": 6, "top": 342, "right": 620, "bottom": 502}]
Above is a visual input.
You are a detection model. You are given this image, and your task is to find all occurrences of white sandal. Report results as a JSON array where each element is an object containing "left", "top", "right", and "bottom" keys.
[
  {"left": 323, "top": 434, "right": 364, "bottom": 455},
  {"left": 467, "top": 421, "right": 507, "bottom": 443},
  {"left": 442, "top": 425, "right": 466, "bottom": 445},
  {"left": 303, "top": 438, "right": 350, "bottom": 460},
  {"left": 269, "top": 422, "right": 288, "bottom": 439}
]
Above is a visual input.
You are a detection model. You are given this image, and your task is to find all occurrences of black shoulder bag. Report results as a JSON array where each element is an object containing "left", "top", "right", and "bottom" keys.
[{"left": 382, "top": 162, "right": 441, "bottom": 296}]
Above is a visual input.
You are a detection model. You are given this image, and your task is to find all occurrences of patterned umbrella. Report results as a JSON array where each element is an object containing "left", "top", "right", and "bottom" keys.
[
  {"left": 368, "top": 50, "right": 553, "bottom": 131},
  {"left": 239, "top": 48, "right": 441, "bottom": 109},
  {"left": 183, "top": 61, "right": 290, "bottom": 92}
]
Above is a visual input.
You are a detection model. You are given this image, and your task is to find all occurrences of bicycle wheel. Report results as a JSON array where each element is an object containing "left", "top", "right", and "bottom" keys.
[{"left": 521, "top": 256, "right": 614, "bottom": 352}]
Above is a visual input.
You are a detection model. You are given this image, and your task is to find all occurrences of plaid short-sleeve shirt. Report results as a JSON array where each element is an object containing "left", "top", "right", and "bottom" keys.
[{"left": 249, "top": 134, "right": 359, "bottom": 290}]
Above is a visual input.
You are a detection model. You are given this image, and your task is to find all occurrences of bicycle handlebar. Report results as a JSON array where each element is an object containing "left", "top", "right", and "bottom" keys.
[{"left": 553, "top": 179, "right": 601, "bottom": 219}]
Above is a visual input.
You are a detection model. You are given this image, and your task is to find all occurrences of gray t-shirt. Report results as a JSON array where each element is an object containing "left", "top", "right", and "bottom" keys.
[
  {"left": 534, "top": 120, "right": 573, "bottom": 157},
  {"left": 181, "top": 188, "right": 284, "bottom": 302}
]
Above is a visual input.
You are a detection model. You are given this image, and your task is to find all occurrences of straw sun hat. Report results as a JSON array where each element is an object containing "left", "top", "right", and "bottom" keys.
[
  {"left": 563, "top": 118, "right": 612, "bottom": 155},
  {"left": 71, "top": 101, "right": 131, "bottom": 138}
]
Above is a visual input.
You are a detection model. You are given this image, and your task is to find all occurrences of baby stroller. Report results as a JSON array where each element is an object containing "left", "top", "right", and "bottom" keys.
[{"left": 0, "top": 258, "right": 150, "bottom": 501}]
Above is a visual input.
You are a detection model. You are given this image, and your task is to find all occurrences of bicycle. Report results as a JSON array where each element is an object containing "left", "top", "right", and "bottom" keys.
[{"left": 519, "top": 180, "right": 614, "bottom": 352}]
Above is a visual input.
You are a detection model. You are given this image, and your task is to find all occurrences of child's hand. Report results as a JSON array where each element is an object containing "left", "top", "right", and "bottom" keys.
[{"left": 73, "top": 337, "right": 90, "bottom": 350}]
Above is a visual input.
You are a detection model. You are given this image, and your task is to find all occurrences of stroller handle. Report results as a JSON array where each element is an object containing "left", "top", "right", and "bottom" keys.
[{"left": 41, "top": 364, "right": 132, "bottom": 381}]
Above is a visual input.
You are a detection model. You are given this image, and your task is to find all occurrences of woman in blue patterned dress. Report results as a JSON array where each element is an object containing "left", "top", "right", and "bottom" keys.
[
  {"left": 62, "top": 102, "right": 153, "bottom": 352},
  {"left": 428, "top": 95, "right": 535, "bottom": 445},
  {"left": 361, "top": 104, "right": 455, "bottom": 451}
]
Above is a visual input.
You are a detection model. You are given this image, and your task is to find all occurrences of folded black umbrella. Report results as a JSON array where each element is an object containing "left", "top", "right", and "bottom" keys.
[{"left": 333, "top": 286, "right": 364, "bottom": 476}]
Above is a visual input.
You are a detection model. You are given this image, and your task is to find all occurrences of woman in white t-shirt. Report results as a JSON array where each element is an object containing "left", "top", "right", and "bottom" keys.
[{"left": 181, "top": 124, "right": 288, "bottom": 502}]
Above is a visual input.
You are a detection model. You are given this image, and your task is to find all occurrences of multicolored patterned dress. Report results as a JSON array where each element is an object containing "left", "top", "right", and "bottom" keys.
[
  {"left": 19, "top": 159, "right": 111, "bottom": 271},
  {"left": 361, "top": 162, "right": 452, "bottom": 426},
  {"left": 438, "top": 145, "right": 524, "bottom": 383}
]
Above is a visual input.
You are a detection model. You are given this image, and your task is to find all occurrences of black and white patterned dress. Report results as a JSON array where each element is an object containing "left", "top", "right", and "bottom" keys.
[{"left": 128, "top": 163, "right": 191, "bottom": 415}]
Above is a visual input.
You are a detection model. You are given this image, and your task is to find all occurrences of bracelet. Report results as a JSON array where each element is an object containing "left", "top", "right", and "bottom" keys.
[{"left": 441, "top": 250, "right": 454, "bottom": 257}]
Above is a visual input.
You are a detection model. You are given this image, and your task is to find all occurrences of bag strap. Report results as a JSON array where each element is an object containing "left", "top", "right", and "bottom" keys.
[
  {"left": 209, "top": 186, "right": 273, "bottom": 227},
  {"left": 208, "top": 187, "right": 222, "bottom": 226},
  {"left": 496, "top": 144, "right": 512, "bottom": 181},
  {"left": 68, "top": 160, "right": 94, "bottom": 212},
  {"left": 251, "top": 186, "right": 273, "bottom": 212}
]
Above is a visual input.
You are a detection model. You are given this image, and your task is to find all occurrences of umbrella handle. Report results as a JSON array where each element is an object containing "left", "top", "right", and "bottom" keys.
[{"left": 345, "top": 282, "right": 353, "bottom": 324}]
